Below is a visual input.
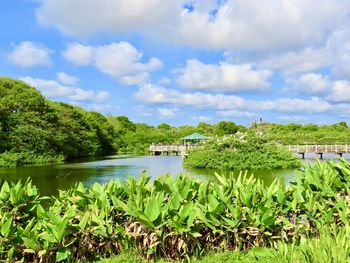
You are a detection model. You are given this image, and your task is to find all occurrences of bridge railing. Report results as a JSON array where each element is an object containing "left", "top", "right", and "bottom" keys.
[
  {"left": 284, "top": 144, "right": 349, "bottom": 153},
  {"left": 149, "top": 144, "right": 196, "bottom": 153},
  {"left": 150, "top": 143, "right": 350, "bottom": 155}
]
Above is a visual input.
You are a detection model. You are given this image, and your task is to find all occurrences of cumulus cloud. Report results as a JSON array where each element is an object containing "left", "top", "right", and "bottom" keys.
[
  {"left": 133, "top": 105, "right": 154, "bottom": 117},
  {"left": 21, "top": 74, "right": 110, "bottom": 103},
  {"left": 157, "top": 108, "right": 179, "bottom": 118},
  {"left": 286, "top": 73, "right": 332, "bottom": 95},
  {"left": 8, "top": 41, "right": 52, "bottom": 67},
  {"left": 178, "top": 60, "right": 272, "bottom": 92},
  {"left": 62, "top": 43, "right": 93, "bottom": 66},
  {"left": 57, "top": 72, "right": 79, "bottom": 86},
  {"left": 36, "top": 0, "right": 183, "bottom": 37},
  {"left": 216, "top": 110, "right": 257, "bottom": 118},
  {"left": 286, "top": 73, "right": 350, "bottom": 103},
  {"left": 134, "top": 83, "right": 331, "bottom": 114},
  {"left": 62, "top": 42, "right": 162, "bottom": 85},
  {"left": 36, "top": 0, "right": 350, "bottom": 51},
  {"left": 192, "top": 115, "right": 213, "bottom": 123},
  {"left": 327, "top": 25, "right": 350, "bottom": 78},
  {"left": 175, "top": 0, "right": 349, "bottom": 50},
  {"left": 277, "top": 115, "right": 308, "bottom": 123},
  {"left": 260, "top": 48, "right": 330, "bottom": 75},
  {"left": 327, "top": 81, "right": 350, "bottom": 102}
]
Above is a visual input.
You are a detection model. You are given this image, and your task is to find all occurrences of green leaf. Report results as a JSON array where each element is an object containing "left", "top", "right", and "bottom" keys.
[
  {"left": 1, "top": 216, "right": 12, "bottom": 237},
  {"left": 170, "top": 192, "right": 181, "bottom": 210},
  {"left": 208, "top": 194, "right": 219, "bottom": 213},
  {"left": 145, "top": 196, "right": 161, "bottom": 223},
  {"left": 0, "top": 181, "right": 10, "bottom": 200},
  {"left": 7, "top": 246, "right": 14, "bottom": 260},
  {"left": 56, "top": 248, "right": 70, "bottom": 262},
  {"left": 79, "top": 212, "right": 90, "bottom": 231},
  {"left": 36, "top": 204, "right": 47, "bottom": 219}
]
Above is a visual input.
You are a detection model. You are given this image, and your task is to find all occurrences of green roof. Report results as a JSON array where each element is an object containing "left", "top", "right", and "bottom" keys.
[{"left": 181, "top": 133, "right": 209, "bottom": 140}]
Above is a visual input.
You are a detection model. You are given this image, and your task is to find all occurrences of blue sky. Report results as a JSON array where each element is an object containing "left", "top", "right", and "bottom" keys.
[{"left": 1, "top": 0, "right": 350, "bottom": 126}]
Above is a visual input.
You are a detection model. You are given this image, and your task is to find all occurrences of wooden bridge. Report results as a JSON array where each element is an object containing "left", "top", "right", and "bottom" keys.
[
  {"left": 149, "top": 144, "right": 196, "bottom": 157},
  {"left": 284, "top": 144, "right": 349, "bottom": 159},
  {"left": 150, "top": 143, "right": 350, "bottom": 159}
]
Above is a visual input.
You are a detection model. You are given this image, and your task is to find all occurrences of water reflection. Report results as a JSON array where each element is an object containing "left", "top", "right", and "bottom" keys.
[{"left": 1, "top": 154, "right": 348, "bottom": 196}]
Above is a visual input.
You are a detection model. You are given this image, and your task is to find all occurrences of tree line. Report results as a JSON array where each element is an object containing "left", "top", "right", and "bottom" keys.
[{"left": 1, "top": 77, "right": 349, "bottom": 167}]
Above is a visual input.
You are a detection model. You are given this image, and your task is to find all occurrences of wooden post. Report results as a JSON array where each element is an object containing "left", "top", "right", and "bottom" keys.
[{"left": 318, "top": 153, "right": 323, "bottom": 159}]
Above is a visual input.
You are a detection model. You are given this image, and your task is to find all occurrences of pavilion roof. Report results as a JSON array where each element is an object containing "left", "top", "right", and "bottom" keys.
[{"left": 181, "top": 133, "right": 209, "bottom": 140}]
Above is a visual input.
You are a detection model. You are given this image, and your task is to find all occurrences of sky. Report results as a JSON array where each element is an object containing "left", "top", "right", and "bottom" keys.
[{"left": 1, "top": 0, "right": 350, "bottom": 126}]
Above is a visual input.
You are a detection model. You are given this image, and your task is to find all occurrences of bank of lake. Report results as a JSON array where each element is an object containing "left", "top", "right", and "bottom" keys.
[{"left": 0, "top": 153, "right": 347, "bottom": 196}]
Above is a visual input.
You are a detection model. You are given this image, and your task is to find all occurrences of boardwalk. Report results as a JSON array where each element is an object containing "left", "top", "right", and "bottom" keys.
[
  {"left": 150, "top": 143, "right": 350, "bottom": 159},
  {"left": 149, "top": 144, "right": 196, "bottom": 157},
  {"left": 284, "top": 144, "right": 349, "bottom": 159}
]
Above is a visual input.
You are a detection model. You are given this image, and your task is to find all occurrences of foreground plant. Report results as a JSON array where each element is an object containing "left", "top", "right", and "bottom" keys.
[{"left": 0, "top": 159, "right": 349, "bottom": 262}]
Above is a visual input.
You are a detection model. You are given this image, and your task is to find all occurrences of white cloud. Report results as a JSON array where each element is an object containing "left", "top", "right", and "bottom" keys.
[
  {"left": 286, "top": 73, "right": 350, "bottom": 103},
  {"left": 192, "top": 115, "right": 213, "bottom": 123},
  {"left": 62, "top": 43, "right": 93, "bottom": 66},
  {"left": 21, "top": 76, "right": 72, "bottom": 97},
  {"left": 68, "top": 88, "right": 110, "bottom": 102},
  {"left": 36, "top": 0, "right": 350, "bottom": 51},
  {"left": 260, "top": 48, "right": 330, "bottom": 75},
  {"left": 36, "top": 0, "right": 183, "bottom": 37},
  {"left": 216, "top": 110, "right": 257, "bottom": 118},
  {"left": 8, "top": 41, "right": 52, "bottom": 67},
  {"left": 327, "top": 25, "right": 350, "bottom": 78},
  {"left": 57, "top": 72, "right": 79, "bottom": 86},
  {"left": 134, "top": 83, "right": 331, "bottom": 114},
  {"left": 286, "top": 73, "right": 332, "bottom": 95},
  {"left": 327, "top": 81, "right": 350, "bottom": 102},
  {"left": 178, "top": 59, "right": 272, "bottom": 92},
  {"left": 277, "top": 115, "right": 308, "bottom": 123},
  {"left": 157, "top": 107, "right": 179, "bottom": 118},
  {"left": 21, "top": 75, "right": 110, "bottom": 103},
  {"left": 133, "top": 105, "right": 155, "bottom": 117},
  {"left": 260, "top": 97, "right": 331, "bottom": 113},
  {"left": 63, "top": 42, "right": 162, "bottom": 85},
  {"left": 176, "top": 0, "right": 349, "bottom": 50}
]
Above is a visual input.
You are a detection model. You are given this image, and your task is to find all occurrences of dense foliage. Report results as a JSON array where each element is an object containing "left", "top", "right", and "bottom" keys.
[
  {"left": 254, "top": 121, "right": 350, "bottom": 144},
  {"left": 184, "top": 135, "right": 301, "bottom": 170},
  {"left": 0, "top": 78, "right": 117, "bottom": 166},
  {"left": 0, "top": 160, "right": 349, "bottom": 261},
  {"left": 0, "top": 77, "right": 249, "bottom": 166},
  {"left": 107, "top": 118, "right": 247, "bottom": 154},
  {"left": 101, "top": 224, "right": 350, "bottom": 263}
]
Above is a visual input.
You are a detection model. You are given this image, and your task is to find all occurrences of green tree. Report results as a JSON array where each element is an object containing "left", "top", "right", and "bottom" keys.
[{"left": 215, "top": 121, "right": 238, "bottom": 136}]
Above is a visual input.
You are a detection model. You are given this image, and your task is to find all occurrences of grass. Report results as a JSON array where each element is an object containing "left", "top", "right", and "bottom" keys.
[{"left": 98, "top": 250, "right": 275, "bottom": 263}]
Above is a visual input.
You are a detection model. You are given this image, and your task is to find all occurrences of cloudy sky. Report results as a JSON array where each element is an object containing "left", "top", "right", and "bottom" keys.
[{"left": 1, "top": 0, "right": 350, "bottom": 126}]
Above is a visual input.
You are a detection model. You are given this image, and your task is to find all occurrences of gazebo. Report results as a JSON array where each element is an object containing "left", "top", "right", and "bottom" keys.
[{"left": 181, "top": 133, "right": 209, "bottom": 144}]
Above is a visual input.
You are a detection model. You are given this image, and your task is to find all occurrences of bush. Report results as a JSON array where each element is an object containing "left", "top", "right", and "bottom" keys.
[
  {"left": 0, "top": 151, "right": 64, "bottom": 167},
  {"left": 184, "top": 136, "right": 301, "bottom": 170}
]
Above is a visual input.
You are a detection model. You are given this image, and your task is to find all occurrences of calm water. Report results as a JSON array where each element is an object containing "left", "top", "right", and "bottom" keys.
[{"left": 0, "top": 153, "right": 347, "bottom": 196}]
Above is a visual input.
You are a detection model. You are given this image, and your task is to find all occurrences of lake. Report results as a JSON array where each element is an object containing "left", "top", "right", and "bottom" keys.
[{"left": 0, "top": 153, "right": 347, "bottom": 196}]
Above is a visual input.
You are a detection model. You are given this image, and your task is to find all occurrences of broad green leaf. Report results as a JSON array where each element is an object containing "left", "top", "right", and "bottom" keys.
[
  {"left": 56, "top": 248, "right": 70, "bottom": 262},
  {"left": 1, "top": 216, "right": 12, "bottom": 236},
  {"left": 145, "top": 196, "right": 161, "bottom": 223}
]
